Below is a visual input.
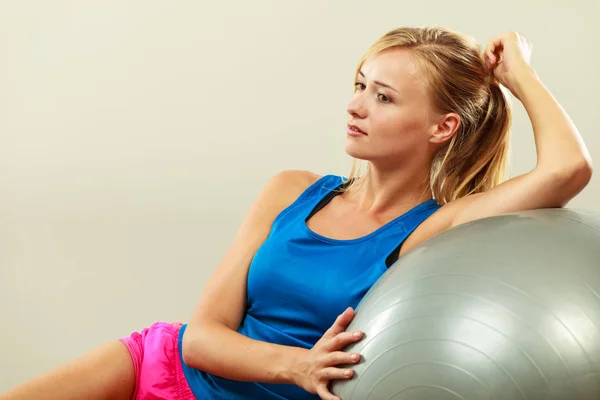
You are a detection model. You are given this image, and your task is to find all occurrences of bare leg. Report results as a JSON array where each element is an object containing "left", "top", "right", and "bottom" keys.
[{"left": 0, "top": 340, "right": 135, "bottom": 400}]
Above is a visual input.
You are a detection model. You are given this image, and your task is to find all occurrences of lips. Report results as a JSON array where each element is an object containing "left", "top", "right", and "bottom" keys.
[{"left": 348, "top": 124, "right": 367, "bottom": 135}]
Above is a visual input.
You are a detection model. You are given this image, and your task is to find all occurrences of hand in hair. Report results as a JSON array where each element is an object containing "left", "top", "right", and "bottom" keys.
[{"left": 483, "top": 32, "right": 535, "bottom": 99}]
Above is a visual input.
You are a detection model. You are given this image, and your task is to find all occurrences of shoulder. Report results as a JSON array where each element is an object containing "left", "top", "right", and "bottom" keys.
[
  {"left": 260, "top": 169, "right": 323, "bottom": 212},
  {"left": 269, "top": 169, "right": 322, "bottom": 190},
  {"left": 399, "top": 194, "right": 480, "bottom": 257}
]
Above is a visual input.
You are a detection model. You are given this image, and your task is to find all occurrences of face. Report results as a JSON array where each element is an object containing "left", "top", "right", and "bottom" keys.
[{"left": 345, "top": 48, "right": 455, "bottom": 167}]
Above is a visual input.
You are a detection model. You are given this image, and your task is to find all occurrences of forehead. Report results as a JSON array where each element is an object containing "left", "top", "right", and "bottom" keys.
[{"left": 360, "top": 48, "right": 427, "bottom": 94}]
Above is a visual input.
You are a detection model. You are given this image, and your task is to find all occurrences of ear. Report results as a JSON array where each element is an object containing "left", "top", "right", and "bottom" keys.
[{"left": 429, "top": 113, "right": 460, "bottom": 145}]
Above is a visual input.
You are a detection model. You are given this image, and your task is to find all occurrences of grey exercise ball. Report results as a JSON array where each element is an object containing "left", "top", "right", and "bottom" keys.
[{"left": 331, "top": 208, "right": 600, "bottom": 400}]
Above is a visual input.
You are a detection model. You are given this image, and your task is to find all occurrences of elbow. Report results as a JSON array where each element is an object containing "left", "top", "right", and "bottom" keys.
[
  {"left": 565, "top": 157, "right": 593, "bottom": 191},
  {"left": 541, "top": 158, "right": 593, "bottom": 207},
  {"left": 578, "top": 157, "right": 594, "bottom": 184},
  {"left": 181, "top": 320, "right": 230, "bottom": 370},
  {"left": 181, "top": 324, "right": 203, "bottom": 369},
  {"left": 541, "top": 154, "right": 593, "bottom": 180}
]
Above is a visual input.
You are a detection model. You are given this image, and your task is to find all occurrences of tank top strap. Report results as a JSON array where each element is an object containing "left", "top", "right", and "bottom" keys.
[
  {"left": 271, "top": 174, "right": 346, "bottom": 229},
  {"left": 375, "top": 199, "right": 441, "bottom": 267}
]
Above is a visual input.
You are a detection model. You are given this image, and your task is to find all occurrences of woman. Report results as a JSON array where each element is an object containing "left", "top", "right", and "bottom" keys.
[{"left": 1, "top": 26, "right": 592, "bottom": 400}]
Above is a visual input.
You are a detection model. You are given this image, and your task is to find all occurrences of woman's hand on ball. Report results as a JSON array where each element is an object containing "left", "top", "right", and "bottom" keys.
[{"left": 291, "top": 307, "right": 363, "bottom": 400}]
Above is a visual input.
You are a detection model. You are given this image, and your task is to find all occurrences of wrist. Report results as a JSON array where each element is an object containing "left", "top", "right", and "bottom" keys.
[
  {"left": 509, "top": 65, "right": 540, "bottom": 100},
  {"left": 278, "top": 346, "right": 309, "bottom": 385}
]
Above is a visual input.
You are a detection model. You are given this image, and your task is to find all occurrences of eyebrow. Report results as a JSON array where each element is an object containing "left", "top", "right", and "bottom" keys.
[{"left": 359, "top": 70, "right": 400, "bottom": 94}]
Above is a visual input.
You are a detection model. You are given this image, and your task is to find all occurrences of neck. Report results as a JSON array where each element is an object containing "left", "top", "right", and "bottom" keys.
[{"left": 347, "top": 162, "right": 433, "bottom": 217}]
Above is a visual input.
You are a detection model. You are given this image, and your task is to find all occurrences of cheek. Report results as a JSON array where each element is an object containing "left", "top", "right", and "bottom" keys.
[
  {"left": 376, "top": 112, "right": 429, "bottom": 140},
  {"left": 370, "top": 113, "right": 434, "bottom": 157}
]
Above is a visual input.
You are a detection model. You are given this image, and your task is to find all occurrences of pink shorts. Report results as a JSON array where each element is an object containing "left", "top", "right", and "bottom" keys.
[{"left": 119, "top": 321, "right": 195, "bottom": 400}]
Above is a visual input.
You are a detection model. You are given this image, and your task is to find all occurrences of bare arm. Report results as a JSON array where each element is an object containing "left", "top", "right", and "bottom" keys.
[
  {"left": 182, "top": 171, "right": 364, "bottom": 400},
  {"left": 182, "top": 170, "right": 318, "bottom": 384},
  {"left": 450, "top": 66, "right": 592, "bottom": 227},
  {"left": 184, "top": 322, "right": 306, "bottom": 383},
  {"left": 401, "top": 34, "right": 592, "bottom": 256}
]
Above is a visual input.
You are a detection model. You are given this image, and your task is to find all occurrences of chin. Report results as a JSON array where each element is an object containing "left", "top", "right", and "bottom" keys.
[{"left": 344, "top": 145, "right": 371, "bottom": 161}]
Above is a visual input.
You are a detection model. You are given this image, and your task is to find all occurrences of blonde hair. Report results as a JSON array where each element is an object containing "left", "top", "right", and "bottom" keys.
[{"left": 344, "top": 26, "right": 512, "bottom": 205}]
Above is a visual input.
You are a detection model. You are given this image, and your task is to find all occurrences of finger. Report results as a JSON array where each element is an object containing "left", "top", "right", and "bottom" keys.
[
  {"left": 323, "top": 330, "right": 364, "bottom": 352},
  {"left": 317, "top": 384, "right": 340, "bottom": 400},
  {"left": 520, "top": 36, "right": 533, "bottom": 52},
  {"left": 325, "top": 307, "right": 355, "bottom": 337},
  {"left": 320, "top": 366, "right": 355, "bottom": 380},
  {"left": 485, "top": 41, "right": 502, "bottom": 60},
  {"left": 489, "top": 31, "right": 521, "bottom": 52},
  {"left": 484, "top": 34, "right": 505, "bottom": 61},
  {"left": 326, "top": 350, "right": 361, "bottom": 366}
]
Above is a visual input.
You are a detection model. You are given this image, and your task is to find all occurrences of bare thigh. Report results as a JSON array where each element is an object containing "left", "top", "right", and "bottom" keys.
[{"left": 0, "top": 340, "right": 135, "bottom": 400}]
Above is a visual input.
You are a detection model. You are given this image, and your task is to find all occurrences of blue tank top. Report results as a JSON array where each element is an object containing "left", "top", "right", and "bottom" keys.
[{"left": 178, "top": 174, "right": 440, "bottom": 399}]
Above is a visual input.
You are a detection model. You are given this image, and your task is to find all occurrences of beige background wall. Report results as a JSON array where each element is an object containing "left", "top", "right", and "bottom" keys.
[{"left": 1, "top": 0, "right": 598, "bottom": 391}]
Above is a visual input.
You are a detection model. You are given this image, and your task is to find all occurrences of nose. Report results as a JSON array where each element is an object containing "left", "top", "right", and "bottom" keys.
[{"left": 346, "top": 91, "right": 367, "bottom": 119}]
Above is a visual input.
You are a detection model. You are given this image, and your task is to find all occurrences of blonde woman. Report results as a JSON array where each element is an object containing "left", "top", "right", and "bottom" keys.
[{"left": 1, "top": 27, "right": 592, "bottom": 400}]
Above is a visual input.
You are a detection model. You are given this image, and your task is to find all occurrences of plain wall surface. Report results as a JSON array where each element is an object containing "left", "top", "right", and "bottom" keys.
[{"left": 1, "top": 0, "right": 599, "bottom": 391}]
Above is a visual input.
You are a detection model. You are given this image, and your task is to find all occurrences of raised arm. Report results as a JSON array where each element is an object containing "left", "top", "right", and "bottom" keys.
[
  {"left": 400, "top": 32, "right": 592, "bottom": 256},
  {"left": 450, "top": 32, "right": 592, "bottom": 227}
]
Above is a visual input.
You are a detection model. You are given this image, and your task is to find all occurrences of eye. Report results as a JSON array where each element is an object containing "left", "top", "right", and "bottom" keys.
[
  {"left": 354, "top": 82, "right": 392, "bottom": 103},
  {"left": 354, "top": 82, "right": 366, "bottom": 91},
  {"left": 378, "top": 93, "right": 391, "bottom": 103}
]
